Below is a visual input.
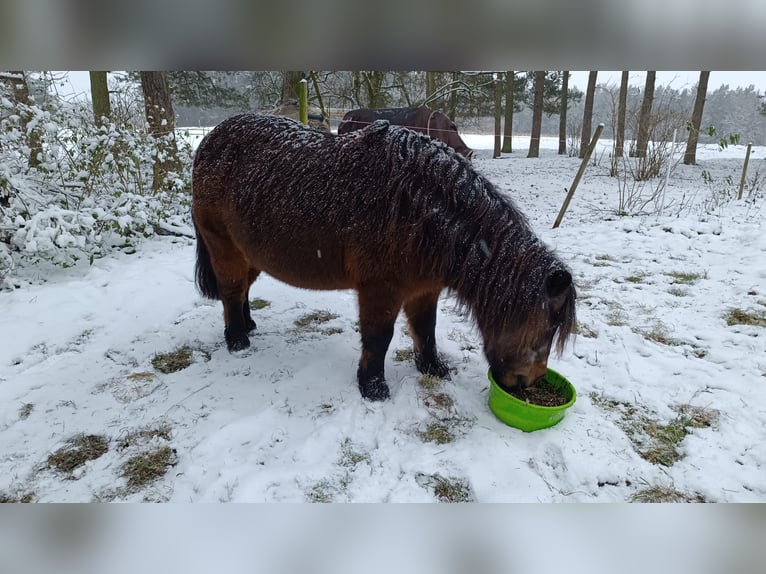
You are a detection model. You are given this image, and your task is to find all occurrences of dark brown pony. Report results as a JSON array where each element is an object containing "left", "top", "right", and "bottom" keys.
[
  {"left": 192, "top": 114, "right": 575, "bottom": 401},
  {"left": 338, "top": 107, "right": 474, "bottom": 159}
]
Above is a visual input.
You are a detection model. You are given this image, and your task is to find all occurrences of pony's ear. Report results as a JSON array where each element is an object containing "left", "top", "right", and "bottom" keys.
[{"left": 545, "top": 269, "right": 572, "bottom": 299}]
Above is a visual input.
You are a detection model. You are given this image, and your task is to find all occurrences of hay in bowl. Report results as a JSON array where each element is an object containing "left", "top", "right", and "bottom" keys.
[{"left": 488, "top": 368, "right": 576, "bottom": 432}]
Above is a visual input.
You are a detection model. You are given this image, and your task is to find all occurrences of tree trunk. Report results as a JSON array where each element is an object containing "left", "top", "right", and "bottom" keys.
[
  {"left": 140, "top": 71, "right": 181, "bottom": 193},
  {"left": 448, "top": 72, "right": 459, "bottom": 120},
  {"left": 558, "top": 71, "right": 569, "bottom": 155},
  {"left": 89, "top": 71, "right": 111, "bottom": 126},
  {"left": 527, "top": 71, "right": 545, "bottom": 158},
  {"left": 1, "top": 71, "right": 42, "bottom": 168},
  {"left": 502, "top": 71, "right": 514, "bottom": 153},
  {"left": 579, "top": 71, "right": 598, "bottom": 159},
  {"left": 425, "top": 71, "right": 437, "bottom": 104},
  {"left": 281, "top": 71, "right": 304, "bottom": 102},
  {"left": 683, "top": 71, "right": 711, "bottom": 165},
  {"left": 615, "top": 71, "right": 629, "bottom": 159},
  {"left": 493, "top": 74, "right": 502, "bottom": 158},
  {"left": 634, "top": 71, "right": 656, "bottom": 158}
]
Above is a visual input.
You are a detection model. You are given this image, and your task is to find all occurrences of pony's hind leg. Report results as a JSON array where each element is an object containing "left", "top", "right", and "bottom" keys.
[
  {"left": 242, "top": 267, "right": 261, "bottom": 333},
  {"left": 198, "top": 225, "right": 252, "bottom": 352},
  {"left": 356, "top": 284, "right": 403, "bottom": 401},
  {"left": 404, "top": 289, "right": 450, "bottom": 378}
]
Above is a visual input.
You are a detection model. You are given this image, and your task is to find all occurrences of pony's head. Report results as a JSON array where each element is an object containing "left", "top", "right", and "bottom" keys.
[{"left": 482, "top": 267, "right": 576, "bottom": 392}]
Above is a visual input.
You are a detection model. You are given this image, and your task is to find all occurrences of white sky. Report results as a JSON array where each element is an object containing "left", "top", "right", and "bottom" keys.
[
  {"left": 54, "top": 71, "right": 766, "bottom": 100},
  {"left": 569, "top": 71, "right": 766, "bottom": 92}
]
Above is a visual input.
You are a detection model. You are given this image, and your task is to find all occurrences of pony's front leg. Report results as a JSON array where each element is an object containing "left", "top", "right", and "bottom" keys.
[
  {"left": 404, "top": 289, "right": 450, "bottom": 378},
  {"left": 356, "top": 285, "right": 402, "bottom": 401}
]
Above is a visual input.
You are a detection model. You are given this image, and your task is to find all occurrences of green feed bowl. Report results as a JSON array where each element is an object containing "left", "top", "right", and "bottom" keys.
[{"left": 488, "top": 368, "right": 576, "bottom": 432}]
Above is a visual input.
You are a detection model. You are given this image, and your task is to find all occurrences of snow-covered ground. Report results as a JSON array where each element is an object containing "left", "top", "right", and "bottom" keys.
[{"left": 1, "top": 134, "right": 764, "bottom": 502}]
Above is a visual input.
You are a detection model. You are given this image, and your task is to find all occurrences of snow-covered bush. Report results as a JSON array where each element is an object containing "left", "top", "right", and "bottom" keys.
[{"left": 0, "top": 89, "right": 192, "bottom": 288}]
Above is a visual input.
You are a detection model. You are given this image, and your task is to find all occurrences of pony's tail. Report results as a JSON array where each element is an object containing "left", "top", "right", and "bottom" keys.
[{"left": 193, "top": 217, "right": 220, "bottom": 300}]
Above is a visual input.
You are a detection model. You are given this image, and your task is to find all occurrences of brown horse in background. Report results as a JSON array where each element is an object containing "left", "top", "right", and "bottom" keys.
[
  {"left": 192, "top": 114, "right": 575, "bottom": 401},
  {"left": 338, "top": 107, "right": 474, "bottom": 159}
]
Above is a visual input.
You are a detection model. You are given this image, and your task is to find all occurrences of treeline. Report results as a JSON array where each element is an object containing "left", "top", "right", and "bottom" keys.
[{"left": 157, "top": 71, "right": 766, "bottom": 146}]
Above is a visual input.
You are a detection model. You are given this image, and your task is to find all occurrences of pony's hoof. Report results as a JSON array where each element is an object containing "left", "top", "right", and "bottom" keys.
[
  {"left": 225, "top": 330, "right": 250, "bottom": 352},
  {"left": 359, "top": 377, "right": 390, "bottom": 401},
  {"left": 415, "top": 353, "right": 451, "bottom": 379},
  {"left": 245, "top": 318, "right": 257, "bottom": 333}
]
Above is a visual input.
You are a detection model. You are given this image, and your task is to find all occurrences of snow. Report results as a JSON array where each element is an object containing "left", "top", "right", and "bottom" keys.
[{"left": 1, "top": 133, "right": 764, "bottom": 503}]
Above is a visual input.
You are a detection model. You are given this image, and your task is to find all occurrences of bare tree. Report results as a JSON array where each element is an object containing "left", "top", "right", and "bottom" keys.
[
  {"left": 615, "top": 71, "right": 629, "bottom": 158},
  {"left": 527, "top": 71, "right": 545, "bottom": 158},
  {"left": 558, "top": 71, "right": 569, "bottom": 155},
  {"left": 579, "top": 71, "right": 598, "bottom": 159},
  {"left": 683, "top": 71, "right": 711, "bottom": 165},
  {"left": 502, "top": 71, "right": 514, "bottom": 153},
  {"left": 634, "top": 71, "right": 657, "bottom": 158},
  {"left": 140, "top": 71, "right": 181, "bottom": 193},
  {"left": 89, "top": 71, "right": 111, "bottom": 126}
]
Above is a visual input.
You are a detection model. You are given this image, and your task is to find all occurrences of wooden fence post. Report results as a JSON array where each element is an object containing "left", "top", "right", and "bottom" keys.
[
  {"left": 298, "top": 79, "right": 308, "bottom": 125},
  {"left": 553, "top": 123, "right": 605, "bottom": 229},
  {"left": 738, "top": 142, "right": 753, "bottom": 200}
]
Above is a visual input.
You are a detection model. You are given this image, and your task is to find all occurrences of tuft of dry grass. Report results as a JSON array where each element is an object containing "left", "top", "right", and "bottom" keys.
[
  {"left": 420, "top": 421, "right": 455, "bottom": 444},
  {"left": 19, "top": 403, "right": 33, "bottom": 420},
  {"left": 724, "top": 307, "right": 766, "bottom": 327},
  {"left": 393, "top": 348, "right": 415, "bottom": 362},
  {"left": 117, "top": 424, "right": 173, "bottom": 451},
  {"left": 121, "top": 446, "right": 176, "bottom": 492},
  {"left": 0, "top": 491, "right": 35, "bottom": 503},
  {"left": 48, "top": 434, "right": 109, "bottom": 475},
  {"left": 631, "top": 485, "right": 706, "bottom": 503},
  {"left": 151, "top": 346, "right": 193, "bottom": 374},
  {"left": 249, "top": 298, "right": 271, "bottom": 310},
  {"left": 418, "top": 374, "right": 443, "bottom": 392},
  {"left": 666, "top": 270, "right": 705, "bottom": 285},
  {"left": 294, "top": 310, "right": 339, "bottom": 330}
]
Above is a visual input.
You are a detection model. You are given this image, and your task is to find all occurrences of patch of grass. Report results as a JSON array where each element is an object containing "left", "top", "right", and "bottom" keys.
[
  {"left": 0, "top": 491, "right": 35, "bottom": 503},
  {"left": 417, "top": 473, "right": 474, "bottom": 502},
  {"left": 418, "top": 374, "right": 443, "bottom": 392},
  {"left": 724, "top": 307, "right": 766, "bottom": 327},
  {"left": 19, "top": 403, "right": 33, "bottom": 420},
  {"left": 117, "top": 424, "right": 173, "bottom": 451},
  {"left": 121, "top": 446, "right": 176, "bottom": 492},
  {"left": 423, "top": 392, "right": 454, "bottom": 412},
  {"left": 666, "top": 270, "right": 705, "bottom": 285},
  {"left": 126, "top": 371, "right": 155, "bottom": 382},
  {"left": 625, "top": 271, "right": 650, "bottom": 284},
  {"left": 630, "top": 485, "right": 706, "bottom": 503},
  {"left": 151, "top": 345, "right": 193, "bottom": 374},
  {"left": 635, "top": 321, "right": 682, "bottom": 346},
  {"left": 321, "top": 327, "right": 344, "bottom": 335},
  {"left": 591, "top": 393, "right": 718, "bottom": 468},
  {"left": 339, "top": 438, "right": 370, "bottom": 468},
  {"left": 420, "top": 421, "right": 455, "bottom": 444},
  {"left": 294, "top": 310, "right": 339, "bottom": 331},
  {"left": 667, "top": 286, "right": 689, "bottom": 297},
  {"left": 393, "top": 348, "right": 415, "bottom": 362},
  {"left": 249, "top": 298, "right": 271, "bottom": 310},
  {"left": 433, "top": 476, "right": 473, "bottom": 503},
  {"left": 575, "top": 322, "right": 598, "bottom": 338},
  {"left": 605, "top": 309, "right": 628, "bottom": 327},
  {"left": 306, "top": 479, "right": 335, "bottom": 503},
  {"left": 48, "top": 434, "right": 109, "bottom": 475}
]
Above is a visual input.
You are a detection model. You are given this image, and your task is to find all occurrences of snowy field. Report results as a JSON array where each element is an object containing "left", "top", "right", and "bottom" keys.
[{"left": 0, "top": 133, "right": 764, "bottom": 502}]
